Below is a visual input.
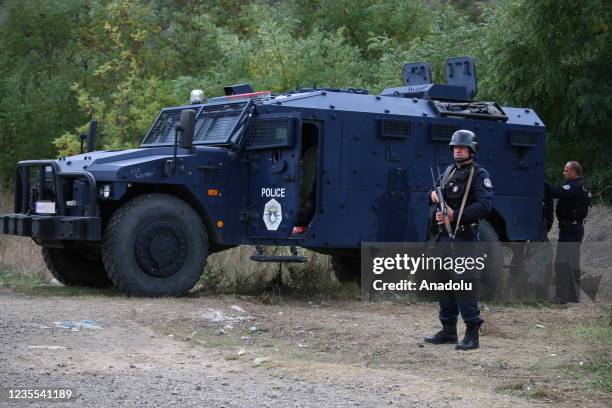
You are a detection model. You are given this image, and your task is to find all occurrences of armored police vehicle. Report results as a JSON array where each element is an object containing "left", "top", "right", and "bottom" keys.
[{"left": 1, "top": 57, "right": 547, "bottom": 296}]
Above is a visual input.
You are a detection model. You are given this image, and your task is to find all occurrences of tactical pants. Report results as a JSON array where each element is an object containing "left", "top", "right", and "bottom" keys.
[
  {"left": 554, "top": 223, "right": 584, "bottom": 303},
  {"left": 438, "top": 289, "right": 483, "bottom": 325},
  {"left": 437, "top": 232, "right": 483, "bottom": 325}
]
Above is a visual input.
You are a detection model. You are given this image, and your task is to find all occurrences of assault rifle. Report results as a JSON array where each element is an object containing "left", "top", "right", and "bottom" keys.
[{"left": 430, "top": 166, "right": 453, "bottom": 239}]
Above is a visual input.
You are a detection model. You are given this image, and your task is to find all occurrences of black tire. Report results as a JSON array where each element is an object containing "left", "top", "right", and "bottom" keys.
[
  {"left": 42, "top": 246, "right": 112, "bottom": 288},
  {"left": 478, "top": 220, "right": 505, "bottom": 301},
  {"left": 102, "top": 194, "right": 208, "bottom": 297},
  {"left": 331, "top": 255, "right": 361, "bottom": 285}
]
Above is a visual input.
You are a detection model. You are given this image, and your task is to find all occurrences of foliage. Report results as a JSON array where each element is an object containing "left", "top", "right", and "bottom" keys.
[
  {"left": 368, "top": 6, "right": 487, "bottom": 91},
  {"left": 482, "top": 0, "right": 612, "bottom": 194},
  {"left": 0, "top": 0, "right": 610, "bottom": 196},
  {"left": 0, "top": 0, "right": 89, "bottom": 181},
  {"left": 280, "top": 0, "right": 434, "bottom": 59}
]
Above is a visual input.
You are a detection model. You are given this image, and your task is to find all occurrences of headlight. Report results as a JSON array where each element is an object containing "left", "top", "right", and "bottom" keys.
[{"left": 98, "top": 184, "right": 112, "bottom": 199}]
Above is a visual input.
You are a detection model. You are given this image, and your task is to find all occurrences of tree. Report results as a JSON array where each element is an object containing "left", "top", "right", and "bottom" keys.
[
  {"left": 368, "top": 6, "right": 486, "bottom": 92},
  {"left": 483, "top": 0, "right": 612, "bottom": 195},
  {"left": 1, "top": 0, "right": 609, "bottom": 202},
  {"left": 281, "top": 0, "right": 433, "bottom": 59},
  {"left": 0, "top": 0, "right": 89, "bottom": 183},
  {"left": 54, "top": 0, "right": 180, "bottom": 154}
]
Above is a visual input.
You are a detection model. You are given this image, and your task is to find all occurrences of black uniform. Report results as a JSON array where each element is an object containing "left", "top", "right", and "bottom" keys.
[
  {"left": 432, "top": 162, "right": 493, "bottom": 324},
  {"left": 547, "top": 177, "right": 590, "bottom": 302}
]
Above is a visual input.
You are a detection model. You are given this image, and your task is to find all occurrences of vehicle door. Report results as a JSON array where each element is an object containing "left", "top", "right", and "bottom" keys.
[{"left": 245, "top": 113, "right": 302, "bottom": 238}]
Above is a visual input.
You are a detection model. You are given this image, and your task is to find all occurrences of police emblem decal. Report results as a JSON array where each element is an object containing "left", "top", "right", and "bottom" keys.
[
  {"left": 483, "top": 178, "right": 492, "bottom": 188},
  {"left": 562, "top": 184, "right": 571, "bottom": 190},
  {"left": 263, "top": 198, "right": 282, "bottom": 231}
]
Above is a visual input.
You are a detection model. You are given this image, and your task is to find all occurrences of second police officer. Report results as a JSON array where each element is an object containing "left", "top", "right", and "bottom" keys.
[
  {"left": 547, "top": 161, "right": 590, "bottom": 303},
  {"left": 425, "top": 130, "right": 493, "bottom": 350}
]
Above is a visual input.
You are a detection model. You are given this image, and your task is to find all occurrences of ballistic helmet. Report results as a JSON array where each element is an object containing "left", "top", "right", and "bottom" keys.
[{"left": 449, "top": 129, "right": 478, "bottom": 153}]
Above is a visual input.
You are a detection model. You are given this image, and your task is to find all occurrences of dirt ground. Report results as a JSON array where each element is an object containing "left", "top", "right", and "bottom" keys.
[
  {"left": 0, "top": 204, "right": 610, "bottom": 407},
  {"left": 1, "top": 286, "right": 610, "bottom": 408}
]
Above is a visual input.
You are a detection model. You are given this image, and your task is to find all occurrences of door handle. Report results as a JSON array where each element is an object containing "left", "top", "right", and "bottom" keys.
[{"left": 271, "top": 159, "right": 287, "bottom": 174}]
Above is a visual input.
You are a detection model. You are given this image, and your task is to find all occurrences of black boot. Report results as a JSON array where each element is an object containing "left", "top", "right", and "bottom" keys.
[
  {"left": 455, "top": 322, "right": 481, "bottom": 350},
  {"left": 424, "top": 321, "right": 458, "bottom": 344}
]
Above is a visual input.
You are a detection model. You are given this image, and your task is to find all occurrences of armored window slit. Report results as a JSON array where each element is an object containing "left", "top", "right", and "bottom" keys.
[
  {"left": 429, "top": 124, "right": 458, "bottom": 142},
  {"left": 508, "top": 130, "right": 537, "bottom": 147},
  {"left": 380, "top": 119, "right": 411, "bottom": 139}
]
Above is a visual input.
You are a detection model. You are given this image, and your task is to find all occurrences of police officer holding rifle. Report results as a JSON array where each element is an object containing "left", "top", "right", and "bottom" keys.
[{"left": 425, "top": 130, "right": 493, "bottom": 350}]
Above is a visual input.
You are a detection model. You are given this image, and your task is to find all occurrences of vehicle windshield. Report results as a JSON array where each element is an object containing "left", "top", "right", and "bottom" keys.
[{"left": 140, "top": 102, "right": 248, "bottom": 146}]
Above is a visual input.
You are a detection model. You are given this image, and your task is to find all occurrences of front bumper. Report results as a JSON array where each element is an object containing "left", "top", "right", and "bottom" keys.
[
  {"left": 1, "top": 214, "right": 101, "bottom": 241},
  {"left": 1, "top": 159, "right": 101, "bottom": 241}
]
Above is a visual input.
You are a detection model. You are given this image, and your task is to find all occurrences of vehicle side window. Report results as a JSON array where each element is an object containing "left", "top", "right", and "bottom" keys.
[{"left": 245, "top": 117, "right": 293, "bottom": 150}]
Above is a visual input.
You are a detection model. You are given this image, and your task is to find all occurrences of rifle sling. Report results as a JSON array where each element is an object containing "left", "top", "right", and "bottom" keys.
[
  {"left": 452, "top": 165, "right": 475, "bottom": 239},
  {"left": 442, "top": 166, "right": 456, "bottom": 187}
]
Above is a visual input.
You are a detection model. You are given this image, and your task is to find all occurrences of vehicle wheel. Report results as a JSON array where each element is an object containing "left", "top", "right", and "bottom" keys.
[
  {"left": 42, "top": 246, "right": 112, "bottom": 288},
  {"left": 331, "top": 255, "right": 361, "bottom": 285},
  {"left": 478, "top": 220, "right": 505, "bottom": 301},
  {"left": 102, "top": 194, "right": 208, "bottom": 297}
]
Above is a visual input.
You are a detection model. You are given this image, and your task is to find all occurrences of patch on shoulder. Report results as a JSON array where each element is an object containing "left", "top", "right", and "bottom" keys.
[
  {"left": 562, "top": 184, "right": 571, "bottom": 190},
  {"left": 483, "top": 177, "right": 493, "bottom": 188}
]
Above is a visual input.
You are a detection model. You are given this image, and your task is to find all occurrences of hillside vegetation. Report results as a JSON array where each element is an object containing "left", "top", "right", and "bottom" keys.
[{"left": 0, "top": 0, "right": 610, "bottom": 197}]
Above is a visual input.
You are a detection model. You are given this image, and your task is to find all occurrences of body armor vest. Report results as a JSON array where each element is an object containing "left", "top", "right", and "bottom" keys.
[{"left": 443, "top": 165, "right": 475, "bottom": 210}]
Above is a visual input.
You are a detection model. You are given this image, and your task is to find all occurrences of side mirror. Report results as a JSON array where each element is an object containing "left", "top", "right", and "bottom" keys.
[{"left": 179, "top": 109, "right": 196, "bottom": 149}]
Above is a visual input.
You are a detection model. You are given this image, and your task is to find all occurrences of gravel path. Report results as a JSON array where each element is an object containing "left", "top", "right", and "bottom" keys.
[{"left": 0, "top": 290, "right": 609, "bottom": 407}]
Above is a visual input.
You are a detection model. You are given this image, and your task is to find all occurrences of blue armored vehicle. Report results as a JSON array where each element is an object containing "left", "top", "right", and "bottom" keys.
[{"left": 1, "top": 57, "right": 548, "bottom": 296}]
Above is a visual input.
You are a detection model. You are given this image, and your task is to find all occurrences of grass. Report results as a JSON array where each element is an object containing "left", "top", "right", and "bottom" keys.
[
  {"left": 495, "top": 381, "right": 559, "bottom": 401},
  {"left": 193, "top": 247, "right": 362, "bottom": 302},
  {"left": 0, "top": 266, "right": 48, "bottom": 286},
  {"left": 367, "top": 290, "right": 424, "bottom": 304},
  {"left": 568, "top": 317, "right": 612, "bottom": 393},
  {"left": 527, "top": 385, "right": 556, "bottom": 400},
  {"left": 495, "top": 381, "right": 524, "bottom": 392},
  {"left": 192, "top": 275, "right": 361, "bottom": 302},
  {"left": 583, "top": 359, "right": 612, "bottom": 392},
  {"left": 0, "top": 235, "right": 48, "bottom": 275},
  {"left": 21, "top": 285, "right": 122, "bottom": 297},
  {"left": 528, "top": 315, "right": 611, "bottom": 394},
  {"left": 0, "top": 259, "right": 593, "bottom": 307},
  {"left": 488, "top": 299, "right": 564, "bottom": 309},
  {"left": 0, "top": 267, "right": 121, "bottom": 297}
]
